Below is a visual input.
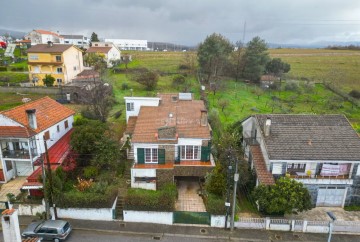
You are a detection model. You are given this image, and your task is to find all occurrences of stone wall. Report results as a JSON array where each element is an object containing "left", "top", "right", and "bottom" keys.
[
  {"left": 0, "top": 86, "right": 73, "bottom": 95},
  {"left": 174, "top": 166, "right": 213, "bottom": 177},
  {"left": 159, "top": 145, "right": 175, "bottom": 163},
  {"left": 156, "top": 169, "right": 174, "bottom": 189}
]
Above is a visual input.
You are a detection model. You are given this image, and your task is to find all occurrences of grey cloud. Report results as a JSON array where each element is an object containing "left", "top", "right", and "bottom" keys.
[{"left": 1, "top": 0, "right": 360, "bottom": 45}]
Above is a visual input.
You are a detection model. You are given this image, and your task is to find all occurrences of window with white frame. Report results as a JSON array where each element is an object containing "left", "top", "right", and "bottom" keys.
[
  {"left": 126, "top": 102, "right": 134, "bottom": 111},
  {"left": 145, "top": 148, "right": 158, "bottom": 163},
  {"left": 180, "top": 145, "right": 200, "bottom": 160}
]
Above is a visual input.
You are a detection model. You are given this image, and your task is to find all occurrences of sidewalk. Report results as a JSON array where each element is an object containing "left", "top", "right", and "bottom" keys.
[{"left": 16, "top": 216, "right": 360, "bottom": 241}]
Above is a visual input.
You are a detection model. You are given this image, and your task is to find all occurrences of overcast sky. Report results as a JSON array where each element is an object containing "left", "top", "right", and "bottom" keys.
[{"left": 1, "top": 0, "right": 360, "bottom": 45}]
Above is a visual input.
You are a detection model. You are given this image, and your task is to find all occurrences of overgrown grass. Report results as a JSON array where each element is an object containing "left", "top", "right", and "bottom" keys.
[
  {"left": 0, "top": 72, "right": 28, "bottom": 84},
  {"left": 0, "top": 93, "right": 56, "bottom": 111}
]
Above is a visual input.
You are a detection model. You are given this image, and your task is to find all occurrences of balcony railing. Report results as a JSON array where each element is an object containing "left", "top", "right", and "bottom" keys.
[
  {"left": 288, "top": 173, "right": 350, "bottom": 180},
  {"left": 2, "top": 149, "right": 37, "bottom": 159}
]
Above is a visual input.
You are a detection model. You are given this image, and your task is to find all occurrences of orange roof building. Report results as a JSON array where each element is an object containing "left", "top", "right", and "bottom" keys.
[
  {"left": 124, "top": 93, "right": 214, "bottom": 190},
  {"left": 25, "top": 29, "right": 64, "bottom": 45},
  {"left": 0, "top": 97, "right": 75, "bottom": 183}
]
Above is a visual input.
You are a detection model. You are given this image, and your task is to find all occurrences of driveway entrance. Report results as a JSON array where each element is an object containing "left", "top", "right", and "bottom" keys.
[{"left": 175, "top": 177, "right": 206, "bottom": 212}]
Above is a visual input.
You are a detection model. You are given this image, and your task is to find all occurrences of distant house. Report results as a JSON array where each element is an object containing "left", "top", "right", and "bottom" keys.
[
  {"left": 0, "top": 97, "right": 75, "bottom": 193},
  {"left": 25, "top": 29, "right": 64, "bottom": 45},
  {"left": 62, "top": 34, "right": 89, "bottom": 48},
  {"left": 242, "top": 114, "right": 360, "bottom": 207},
  {"left": 104, "top": 39, "right": 147, "bottom": 51},
  {"left": 86, "top": 42, "right": 121, "bottom": 67},
  {"left": 124, "top": 93, "right": 215, "bottom": 190},
  {"left": 27, "top": 42, "right": 84, "bottom": 86}
]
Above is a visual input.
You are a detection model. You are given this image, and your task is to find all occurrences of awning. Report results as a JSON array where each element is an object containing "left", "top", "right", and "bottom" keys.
[{"left": 22, "top": 182, "right": 43, "bottom": 190}]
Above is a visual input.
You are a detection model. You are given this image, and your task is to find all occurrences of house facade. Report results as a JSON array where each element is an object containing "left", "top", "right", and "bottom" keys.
[
  {"left": 27, "top": 42, "right": 84, "bottom": 86},
  {"left": 62, "top": 34, "right": 89, "bottom": 48},
  {"left": 25, "top": 30, "right": 64, "bottom": 45},
  {"left": 0, "top": 97, "right": 75, "bottom": 184},
  {"left": 86, "top": 42, "right": 121, "bottom": 67},
  {"left": 242, "top": 114, "right": 360, "bottom": 207},
  {"left": 124, "top": 93, "right": 215, "bottom": 190},
  {"left": 104, "top": 39, "right": 147, "bottom": 50}
]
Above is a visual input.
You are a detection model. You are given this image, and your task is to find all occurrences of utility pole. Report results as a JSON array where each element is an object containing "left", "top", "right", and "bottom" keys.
[
  {"left": 224, "top": 150, "right": 233, "bottom": 229},
  {"left": 41, "top": 155, "right": 49, "bottom": 219},
  {"left": 43, "top": 136, "right": 57, "bottom": 219},
  {"left": 230, "top": 158, "right": 239, "bottom": 231}
]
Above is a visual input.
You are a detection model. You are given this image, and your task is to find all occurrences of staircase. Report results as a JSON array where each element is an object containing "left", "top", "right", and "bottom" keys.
[
  {"left": 115, "top": 188, "right": 126, "bottom": 220},
  {"left": 127, "top": 147, "right": 134, "bottom": 160}
]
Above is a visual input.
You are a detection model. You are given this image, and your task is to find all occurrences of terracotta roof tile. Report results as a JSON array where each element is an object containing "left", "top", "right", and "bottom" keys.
[
  {"left": 27, "top": 44, "right": 73, "bottom": 53},
  {"left": 1, "top": 96, "right": 75, "bottom": 134},
  {"left": 132, "top": 93, "right": 211, "bottom": 143},
  {"left": 86, "top": 47, "right": 112, "bottom": 54},
  {"left": 35, "top": 29, "right": 63, "bottom": 38},
  {"left": 125, "top": 116, "right": 137, "bottom": 134},
  {"left": 0, "top": 126, "right": 36, "bottom": 138},
  {"left": 250, "top": 145, "right": 275, "bottom": 185}
]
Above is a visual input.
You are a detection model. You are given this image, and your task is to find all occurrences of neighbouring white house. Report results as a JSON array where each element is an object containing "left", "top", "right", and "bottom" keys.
[
  {"left": 62, "top": 34, "right": 89, "bottom": 48},
  {"left": 25, "top": 29, "right": 64, "bottom": 45},
  {"left": 0, "top": 97, "right": 74, "bottom": 191},
  {"left": 86, "top": 42, "right": 121, "bottom": 67},
  {"left": 241, "top": 114, "right": 360, "bottom": 208},
  {"left": 104, "top": 39, "right": 147, "bottom": 51},
  {"left": 124, "top": 93, "right": 215, "bottom": 190}
]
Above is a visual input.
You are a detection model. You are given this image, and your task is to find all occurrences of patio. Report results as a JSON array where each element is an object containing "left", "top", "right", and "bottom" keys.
[
  {"left": 175, "top": 179, "right": 206, "bottom": 212},
  {"left": 0, "top": 177, "right": 27, "bottom": 201}
]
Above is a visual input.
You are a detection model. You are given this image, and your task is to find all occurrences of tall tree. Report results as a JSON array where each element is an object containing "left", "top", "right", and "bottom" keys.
[
  {"left": 90, "top": 32, "right": 99, "bottom": 43},
  {"left": 242, "top": 37, "right": 270, "bottom": 83},
  {"left": 229, "top": 41, "right": 245, "bottom": 81},
  {"left": 197, "top": 33, "right": 234, "bottom": 83},
  {"left": 266, "top": 58, "right": 291, "bottom": 79}
]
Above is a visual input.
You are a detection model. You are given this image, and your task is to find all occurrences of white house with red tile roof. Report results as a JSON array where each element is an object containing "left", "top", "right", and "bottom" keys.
[
  {"left": 124, "top": 93, "right": 215, "bottom": 190},
  {"left": 25, "top": 29, "right": 65, "bottom": 45},
  {"left": 0, "top": 97, "right": 74, "bottom": 187},
  {"left": 86, "top": 42, "right": 121, "bottom": 67}
]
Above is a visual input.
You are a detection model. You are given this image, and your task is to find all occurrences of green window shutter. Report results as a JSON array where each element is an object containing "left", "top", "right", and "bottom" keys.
[
  {"left": 201, "top": 146, "right": 210, "bottom": 162},
  {"left": 137, "top": 148, "right": 144, "bottom": 164},
  {"left": 158, "top": 149, "right": 165, "bottom": 164}
]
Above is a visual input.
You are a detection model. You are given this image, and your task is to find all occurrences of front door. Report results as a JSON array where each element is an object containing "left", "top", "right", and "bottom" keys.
[{"left": 316, "top": 187, "right": 346, "bottom": 207}]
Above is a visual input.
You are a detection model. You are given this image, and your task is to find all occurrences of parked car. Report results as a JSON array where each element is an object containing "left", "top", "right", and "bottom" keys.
[
  {"left": 22, "top": 220, "right": 72, "bottom": 241},
  {"left": 0, "top": 41, "right": 6, "bottom": 49}
]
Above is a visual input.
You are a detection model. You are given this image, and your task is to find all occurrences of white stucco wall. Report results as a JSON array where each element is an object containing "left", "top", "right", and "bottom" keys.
[
  {"left": 123, "top": 210, "right": 173, "bottom": 225},
  {"left": 131, "top": 168, "right": 156, "bottom": 190},
  {"left": 211, "top": 215, "right": 226, "bottom": 228},
  {"left": 106, "top": 47, "right": 121, "bottom": 67},
  {"left": 177, "top": 138, "right": 204, "bottom": 146},
  {"left": 18, "top": 203, "right": 46, "bottom": 216},
  {"left": 63, "top": 47, "right": 83, "bottom": 84},
  {"left": 0, "top": 115, "right": 22, "bottom": 126},
  {"left": 51, "top": 207, "right": 113, "bottom": 221},
  {"left": 124, "top": 97, "right": 160, "bottom": 122}
]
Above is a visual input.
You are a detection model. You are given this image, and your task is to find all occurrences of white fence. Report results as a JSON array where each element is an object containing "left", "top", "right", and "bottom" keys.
[{"left": 233, "top": 217, "right": 360, "bottom": 234}]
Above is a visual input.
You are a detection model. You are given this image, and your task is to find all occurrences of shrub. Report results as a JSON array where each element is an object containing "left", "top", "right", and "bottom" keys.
[
  {"left": 83, "top": 166, "right": 99, "bottom": 179},
  {"left": 125, "top": 183, "right": 177, "bottom": 211},
  {"left": 56, "top": 185, "right": 118, "bottom": 208},
  {"left": 284, "top": 81, "right": 299, "bottom": 91},
  {"left": 0, "top": 66, "right": 8, "bottom": 72},
  {"left": 349, "top": 90, "right": 360, "bottom": 99},
  {"left": 172, "top": 75, "right": 186, "bottom": 88},
  {"left": 178, "top": 64, "right": 190, "bottom": 70},
  {"left": 74, "top": 177, "right": 93, "bottom": 192},
  {"left": 10, "top": 67, "right": 24, "bottom": 72},
  {"left": 121, "top": 82, "right": 129, "bottom": 90},
  {"left": 205, "top": 194, "right": 226, "bottom": 215}
]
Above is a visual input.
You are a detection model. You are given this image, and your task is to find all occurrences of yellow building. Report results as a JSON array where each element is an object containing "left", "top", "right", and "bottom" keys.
[{"left": 27, "top": 42, "right": 84, "bottom": 86}]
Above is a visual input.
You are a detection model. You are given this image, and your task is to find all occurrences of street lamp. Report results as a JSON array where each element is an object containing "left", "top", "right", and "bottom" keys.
[{"left": 326, "top": 211, "right": 337, "bottom": 242}]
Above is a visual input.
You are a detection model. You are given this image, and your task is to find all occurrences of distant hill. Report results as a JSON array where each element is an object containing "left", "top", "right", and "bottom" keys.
[
  {"left": 268, "top": 41, "right": 360, "bottom": 49},
  {"left": 0, "top": 29, "right": 26, "bottom": 39}
]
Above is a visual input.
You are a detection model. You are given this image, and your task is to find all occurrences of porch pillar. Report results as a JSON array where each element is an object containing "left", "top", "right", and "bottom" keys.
[
  {"left": 28, "top": 140, "right": 34, "bottom": 171},
  {"left": 349, "top": 163, "right": 354, "bottom": 178}
]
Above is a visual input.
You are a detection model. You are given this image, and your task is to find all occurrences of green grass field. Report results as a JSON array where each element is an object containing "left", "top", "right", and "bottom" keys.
[{"left": 269, "top": 48, "right": 360, "bottom": 92}]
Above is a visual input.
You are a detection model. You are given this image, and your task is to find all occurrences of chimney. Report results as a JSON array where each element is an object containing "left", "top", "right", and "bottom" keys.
[
  {"left": 200, "top": 110, "right": 208, "bottom": 127},
  {"left": 47, "top": 41, "right": 53, "bottom": 47},
  {"left": 26, "top": 109, "right": 37, "bottom": 130},
  {"left": 264, "top": 116, "right": 271, "bottom": 137},
  {"left": 1, "top": 209, "right": 22, "bottom": 242}
]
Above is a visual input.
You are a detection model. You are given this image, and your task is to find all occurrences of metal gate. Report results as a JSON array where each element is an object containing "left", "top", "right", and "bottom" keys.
[
  {"left": 316, "top": 187, "right": 346, "bottom": 207},
  {"left": 173, "top": 211, "right": 210, "bottom": 225}
]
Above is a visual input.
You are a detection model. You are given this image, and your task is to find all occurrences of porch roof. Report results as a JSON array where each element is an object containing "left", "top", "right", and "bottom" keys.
[
  {"left": 0, "top": 126, "right": 36, "bottom": 138},
  {"left": 250, "top": 145, "right": 275, "bottom": 185}
]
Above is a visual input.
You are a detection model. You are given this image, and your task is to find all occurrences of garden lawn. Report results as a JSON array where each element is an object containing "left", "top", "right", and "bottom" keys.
[
  {"left": 208, "top": 80, "right": 360, "bottom": 131},
  {"left": 0, "top": 72, "right": 28, "bottom": 84},
  {"left": 0, "top": 93, "right": 56, "bottom": 111}
]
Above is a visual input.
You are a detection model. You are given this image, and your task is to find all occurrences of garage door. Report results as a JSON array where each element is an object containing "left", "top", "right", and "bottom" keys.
[{"left": 316, "top": 187, "right": 346, "bottom": 207}]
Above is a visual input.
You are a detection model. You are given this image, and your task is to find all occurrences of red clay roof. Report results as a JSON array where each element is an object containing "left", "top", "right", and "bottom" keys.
[
  {"left": 0, "top": 126, "right": 36, "bottom": 138},
  {"left": 132, "top": 93, "right": 211, "bottom": 143},
  {"left": 1, "top": 96, "right": 75, "bottom": 133},
  {"left": 86, "top": 47, "right": 112, "bottom": 54},
  {"left": 27, "top": 130, "right": 73, "bottom": 183},
  {"left": 34, "top": 29, "right": 63, "bottom": 38},
  {"left": 250, "top": 145, "right": 275, "bottom": 185},
  {"left": 125, "top": 116, "right": 137, "bottom": 134}
]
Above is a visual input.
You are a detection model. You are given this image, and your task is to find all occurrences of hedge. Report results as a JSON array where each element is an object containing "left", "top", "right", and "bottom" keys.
[
  {"left": 0, "top": 66, "right": 7, "bottom": 72},
  {"left": 344, "top": 205, "right": 360, "bottom": 211},
  {"left": 124, "top": 183, "right": 177, "bottom": 211},
  {"left": 205, "top": 194, "right": 226, "bottom": 215},
  {"left": 55, "top": 185, "right": 118, "bottom": 208}
]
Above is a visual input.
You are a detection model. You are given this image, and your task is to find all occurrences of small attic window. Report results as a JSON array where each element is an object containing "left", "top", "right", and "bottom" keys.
[{"left": 171, "top": 96, "right": 178, "bottom": 102}]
